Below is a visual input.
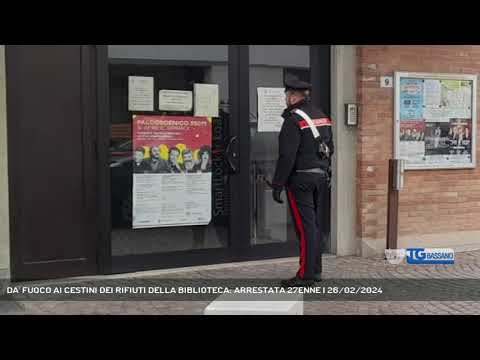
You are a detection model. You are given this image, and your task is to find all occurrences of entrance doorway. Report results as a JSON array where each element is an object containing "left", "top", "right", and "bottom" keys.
[
  {"left": 5, "top": 45, "right": 331, "bottom": 280},
  {"left": 100, "top": 45, "right": 331, "bottom": 274}
]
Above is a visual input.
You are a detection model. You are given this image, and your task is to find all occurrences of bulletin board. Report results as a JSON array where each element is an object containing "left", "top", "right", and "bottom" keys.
[{"left": 394, "top": 71, "right": 477, "bottom": 170}]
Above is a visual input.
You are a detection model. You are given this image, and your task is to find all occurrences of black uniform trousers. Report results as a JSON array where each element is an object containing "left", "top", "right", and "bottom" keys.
[{"left": 286, "top": 172, "right": 329, "bottom": 280}]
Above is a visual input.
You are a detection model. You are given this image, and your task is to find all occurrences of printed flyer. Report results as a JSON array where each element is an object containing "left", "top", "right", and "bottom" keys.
[
  {"left": 257, "top": 87, "right": 287, "bottom": 132},
  {"left": 132, "top": 115, "right": 213, "bottom": 229},
  {"left": 399, "top": 121, "right": 426, "bottom": 162},
  {"left": 440, "top": 80, "right": 472, "bottom": 119},
  {"left": 400, "top": 78, "right": 424, "bottom": 120}
]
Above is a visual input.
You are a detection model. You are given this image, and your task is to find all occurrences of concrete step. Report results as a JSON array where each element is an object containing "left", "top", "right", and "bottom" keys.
[{"left": 204, "top": 293, "right": 303, "bottom": 315}]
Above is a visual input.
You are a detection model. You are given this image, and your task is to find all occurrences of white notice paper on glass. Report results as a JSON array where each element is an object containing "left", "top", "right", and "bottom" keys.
[
  {"left": 128, "top": 76, "right": 154, "bottom": 112},
  {"left": 133, "top": 173, "right": 212, "bottom": 229},
  {"left": 159, "top": 90, "right": 193, "bottom": 112},
  {"left": 424, "top": 79, "right": 442, "bottom": 107},
  {"left": 257, "top": 87, "right": 286, "bottom": 132},
  {"left": 194, "top": 84, "right": 219, "bottom": 117}
]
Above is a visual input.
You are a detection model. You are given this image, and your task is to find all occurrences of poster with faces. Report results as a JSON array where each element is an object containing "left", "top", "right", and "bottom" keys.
[
  {"left": 397, "top": 73, "right": 475, "bottom": 170},
  {"left": 132, "top": 115, "right": 213, "bottom": 229}
]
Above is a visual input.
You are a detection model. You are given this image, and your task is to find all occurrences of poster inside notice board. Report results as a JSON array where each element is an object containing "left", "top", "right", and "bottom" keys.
[{"left": 394, "top": 72, "right": 477, "bottom": 170}]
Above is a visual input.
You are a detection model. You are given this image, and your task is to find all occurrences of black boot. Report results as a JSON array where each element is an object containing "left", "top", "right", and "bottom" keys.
[
  {"left": 314, "top": 273, "right": 322, "bottom": 282},
  {"left": 280, "top": 276, "right": 315, "bottom": 288}
]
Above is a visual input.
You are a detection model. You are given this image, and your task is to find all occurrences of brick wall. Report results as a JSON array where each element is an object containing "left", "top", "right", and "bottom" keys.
[{"left": 356, "top": 45, "right": 480, "bottom": 251}]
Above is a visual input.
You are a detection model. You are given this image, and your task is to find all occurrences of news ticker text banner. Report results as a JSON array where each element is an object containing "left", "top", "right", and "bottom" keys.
[{"left": 2, "top": 279, "right": 480, "bottom": 301}]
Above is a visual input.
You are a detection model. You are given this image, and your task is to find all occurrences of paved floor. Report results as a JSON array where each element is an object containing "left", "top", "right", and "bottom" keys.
[{"left": 2, "top": 250, "right": 480, "bottom": 315}]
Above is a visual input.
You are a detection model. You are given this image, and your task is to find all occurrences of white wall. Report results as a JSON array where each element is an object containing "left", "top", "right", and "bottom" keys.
[
  {"left": 330, "top": 45, "right": 358, "bottom": 256},
  {"left": 0, "top": 45, "right": 10, "bottom": 275}
]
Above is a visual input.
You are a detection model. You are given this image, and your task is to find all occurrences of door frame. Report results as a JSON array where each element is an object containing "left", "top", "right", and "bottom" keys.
[{"left": 95, "top": 45, "right": 330, "bottom": 275}]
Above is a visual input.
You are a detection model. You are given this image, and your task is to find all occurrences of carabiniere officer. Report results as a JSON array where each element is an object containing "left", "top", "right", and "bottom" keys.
[{"left": 271, "top": 75, "right": 334, "bottom": 288}]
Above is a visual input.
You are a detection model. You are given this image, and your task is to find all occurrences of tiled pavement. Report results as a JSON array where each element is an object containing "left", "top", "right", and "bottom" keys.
[{"left": 2, "top": 250, "right": 480, "bottom": 315}]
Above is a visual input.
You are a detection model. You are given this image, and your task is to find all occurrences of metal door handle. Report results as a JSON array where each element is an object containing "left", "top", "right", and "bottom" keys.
[{"left": 225, "top": 136, "right": 239, "bottom": 173}]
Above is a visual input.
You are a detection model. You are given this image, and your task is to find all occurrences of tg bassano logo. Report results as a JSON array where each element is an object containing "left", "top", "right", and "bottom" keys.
[{"left": 406, "top": 248, "right": 455, "bottom": 264}]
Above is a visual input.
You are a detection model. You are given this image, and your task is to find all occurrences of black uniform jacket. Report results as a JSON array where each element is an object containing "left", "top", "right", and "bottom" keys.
[{"left": 272, "top": 99, "right": 334, "bottom": 189}]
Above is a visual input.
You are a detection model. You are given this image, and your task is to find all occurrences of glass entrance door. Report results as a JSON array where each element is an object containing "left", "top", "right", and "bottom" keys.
[
  {"left": 106, "top": 45, "right": 237, "bottom": 271},
  {"left": 248, "top": 45, "right": 311, "bottom": 246},
  {"left": 247, "top": 45, "right": 332, "bottom": 252},
  {"left": 99, "top": 45, "right": 331, "bottom": 274}
]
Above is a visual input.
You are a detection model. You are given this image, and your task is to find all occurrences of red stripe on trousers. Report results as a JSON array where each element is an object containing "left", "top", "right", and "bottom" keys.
[{"left": 287, "top": 189, "right": 307, "bottom": 279}]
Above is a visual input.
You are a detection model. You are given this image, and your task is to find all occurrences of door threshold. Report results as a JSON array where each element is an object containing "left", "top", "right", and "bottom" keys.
[{"left": 16, "top": 255, "right": 336, "bottom": 286}]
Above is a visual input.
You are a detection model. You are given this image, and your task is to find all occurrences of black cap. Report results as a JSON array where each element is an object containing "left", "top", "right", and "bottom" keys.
[{"left": 284, "top": 74, "right": 312, "bottom": 92}]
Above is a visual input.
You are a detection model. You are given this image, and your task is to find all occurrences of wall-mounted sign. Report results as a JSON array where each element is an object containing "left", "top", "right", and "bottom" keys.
[
  {"left": 132, "top": 115, "right": 213, "bottom": 229},
  {"left": 159, "top": 90, "right": 193, "bottom": 112},
  {"left": 257, "top": 87, "right": 286, "bottom": 132},
  {"left": 394, "top": 72, "right": 477, "bottom": 170},
  {"left": 128, "top": 76, "right": 154, "bottom": 112}
]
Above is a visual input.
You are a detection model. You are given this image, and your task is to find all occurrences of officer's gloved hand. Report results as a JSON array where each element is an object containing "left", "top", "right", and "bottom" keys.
[{"left": 272, "top": 188, "right": 284, "bottom": 204}]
